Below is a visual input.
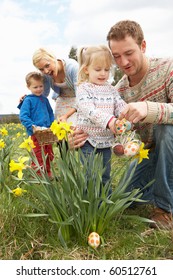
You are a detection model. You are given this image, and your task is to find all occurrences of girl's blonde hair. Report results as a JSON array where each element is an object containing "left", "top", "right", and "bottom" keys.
[
  {"left": 77, "top": 45, "right": 114, "bottom": 84},
  {"left": 32, "top": 48, "right": 56, "bottom": 67}
]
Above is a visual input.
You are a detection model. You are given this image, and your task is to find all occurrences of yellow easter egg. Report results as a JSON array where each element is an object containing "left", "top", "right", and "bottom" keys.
[{"left": 88, "top": 232, "right": 100, "bottom": 249}]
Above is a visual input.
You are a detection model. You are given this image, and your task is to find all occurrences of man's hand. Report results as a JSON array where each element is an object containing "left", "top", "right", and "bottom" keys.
[
  {"left": 119, "top": 102, "right": 148, "bottom": 123},
  {"left": 68, "top": 128, "right": 88, "bottom": 149}
]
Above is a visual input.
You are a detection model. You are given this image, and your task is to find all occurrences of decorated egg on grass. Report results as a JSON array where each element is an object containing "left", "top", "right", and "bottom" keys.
[
  {"left": 113, "top": 143, "right": 124, "bottom": 156},
  {"left": 88, "top": 232, "right": 100, "bottom": 249},
  {"left": 124, "top": 141, "right": 140, "bottom": 157}
]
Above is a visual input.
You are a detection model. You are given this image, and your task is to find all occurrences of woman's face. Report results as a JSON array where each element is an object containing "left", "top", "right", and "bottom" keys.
[{"left": 36, "top": 58, "right": 56, "bottom": 76}]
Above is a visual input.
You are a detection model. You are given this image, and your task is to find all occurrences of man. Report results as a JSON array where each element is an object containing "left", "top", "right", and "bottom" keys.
[{"left": 69, "top": 20, "right": 173, "bottom": 229}]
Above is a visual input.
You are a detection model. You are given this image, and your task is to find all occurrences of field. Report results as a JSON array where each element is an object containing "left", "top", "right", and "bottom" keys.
[{"left": 0, "top": 123, "right": 173, "bottom": 260}]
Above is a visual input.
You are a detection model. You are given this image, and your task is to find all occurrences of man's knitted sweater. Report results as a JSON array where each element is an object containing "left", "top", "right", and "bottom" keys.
[{"left": 115, "top": 57, "right": 173, "bottom": 147}]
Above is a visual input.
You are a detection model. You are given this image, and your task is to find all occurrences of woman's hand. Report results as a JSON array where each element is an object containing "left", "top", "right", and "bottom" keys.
[
  {"left": 19, "top": 94, "right": 27, "bottom": 103},
  {"left": 68, "top": 128, "right": 88, "bottom": 149}
]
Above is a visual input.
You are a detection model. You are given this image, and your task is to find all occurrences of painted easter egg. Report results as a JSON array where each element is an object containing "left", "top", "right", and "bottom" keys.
[
  {"left": 88, "top": 232, "right": 100, "bottom": 249},
  {"left": 124, "top": 120, "right": 131, "bottom": 131},
  {"left": 113, "top": 143, "right": 124, "bottom": 156},
  {"left": 115, "top": 121, "right": 127, "bottom": 134},
  {"left": 124, "top": 141, "right": 140, "bottom": 157},
  {"left": 115, "top": 119, "right": 131, "bottom": 134}
]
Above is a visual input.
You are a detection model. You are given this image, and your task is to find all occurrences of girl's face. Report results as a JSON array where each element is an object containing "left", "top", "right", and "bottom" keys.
[
  {"left": 27, "top": 78, "right": 44, "bottom": 96},
  {"left": 84, "top": 62, "right": 110, "bottom": 85}
]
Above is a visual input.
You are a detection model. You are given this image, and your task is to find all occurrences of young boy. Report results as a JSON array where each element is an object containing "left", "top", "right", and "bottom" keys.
[{"left": 18, "top": 71, "right": 54, "bottom": 178}]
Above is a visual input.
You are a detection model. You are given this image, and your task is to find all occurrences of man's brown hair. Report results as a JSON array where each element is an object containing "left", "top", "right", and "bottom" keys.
[{"left": 107, "top": 20, "right": 144, "bottom": 46}]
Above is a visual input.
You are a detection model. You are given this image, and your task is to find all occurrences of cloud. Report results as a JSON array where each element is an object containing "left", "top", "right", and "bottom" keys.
[
  {"left": 0, "top": 0, "right": 66, "bottom": 114},
  {"left": 65, "top": 0, "right": 173, "bottom": 58},
  {"left": 0, "top": 0, "right": 173, "bottom": 114}
]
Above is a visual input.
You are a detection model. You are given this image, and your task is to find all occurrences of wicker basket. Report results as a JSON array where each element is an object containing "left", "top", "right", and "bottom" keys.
[{"left": 34, "top": 128, "right": 59, "bottom": 145}]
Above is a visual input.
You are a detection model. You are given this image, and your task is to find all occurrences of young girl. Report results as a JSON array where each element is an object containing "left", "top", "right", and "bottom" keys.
[
  {"left": 76, "top": 45, "right": 127, "bottom": 186},
  {"left": 18, "top": 72, "right": 54, "bottom": 178}
]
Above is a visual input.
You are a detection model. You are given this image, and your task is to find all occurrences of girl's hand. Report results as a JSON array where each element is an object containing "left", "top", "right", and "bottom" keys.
[{"left": 58, "top": 115, "right": 68, "bottom": 122}]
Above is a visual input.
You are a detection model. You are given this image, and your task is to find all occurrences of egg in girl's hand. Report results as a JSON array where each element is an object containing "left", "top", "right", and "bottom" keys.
[
  {"left": 113, "top": 143, "right": 124, "bottom": 156},
  {"left": 115, "top": 118, "right": 131, "bottom": 134},
  {"left": 88, "top": 232, "right": 100, "bottom": 249},
  {"left": 124, "top": 141, "right": 140, "bottom": 157},
  {"left": 124, "top": 120, "right": 132, "bottom": 131}
]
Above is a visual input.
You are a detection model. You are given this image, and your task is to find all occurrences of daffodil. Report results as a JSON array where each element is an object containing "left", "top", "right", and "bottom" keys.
[
  {"left": 19, "top": 136, "right": 36, "bottom": 152},
  {"left": 134, "top": 142, "right": 149, "bottom": 164},
  {"left": 50, "top": 120, "right": 73, "bottom": 141},
  {"left": 0, "top": 127, "right": 8, "bottom": 136},
  {"left": 59, "top": 121, "right": 73, "bottom": 133},
  {"left": 0, "top": 139, "right": 5, "bottom": 150},
  {"left": 12, "top": 187, "right": 27, "bottom": 197},
  {"left": 9, "top": 156, "right": 29, "bottom": 179},
  {"left": 50, "top": 120, "right": 61, "bottom": 135},
  {"left": 16, "top": 132, "right": 21, "bottom": 138}
]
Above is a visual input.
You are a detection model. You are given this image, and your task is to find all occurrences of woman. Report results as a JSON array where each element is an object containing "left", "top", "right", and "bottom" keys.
[{"left": 32, "top": 48, "right": 79, "bottom": 124}]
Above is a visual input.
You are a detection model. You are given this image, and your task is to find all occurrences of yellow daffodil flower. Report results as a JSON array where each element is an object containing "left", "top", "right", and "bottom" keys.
[
  {"left": 0, "top": 139, "right": 5, "bottom": 150},
  {"left": 59, "top": 121, "right": 73, "bottom": 133},
  {"left": 19, "top": 136, "right": 36, "bottom": 152},
  {"left": 16, "top": 132, "right": 21, "bottom": 138},
  {"left": 134, "top": 142, "right": 149, "bottom": 164},
  {"left": 12, "top": 187, "right": 27, "bottom": 197},
  {"left": 0, "top": 127, "right": 8, "bottom": 136},
  {"left": 50, "top": 120, "right": 73, "bottom": 141},
  {"left": 9, "top": 156, "right": 29, "bottom": 179}
]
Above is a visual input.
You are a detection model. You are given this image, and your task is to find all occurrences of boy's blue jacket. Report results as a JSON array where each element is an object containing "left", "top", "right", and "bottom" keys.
[{"left": 18, "top": 94, "right": 54, "bottom": 136}]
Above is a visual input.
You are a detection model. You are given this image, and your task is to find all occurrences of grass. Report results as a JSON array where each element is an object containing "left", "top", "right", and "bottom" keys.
[
  {"left": 1, "top": 195, "right": 173, "bottom": 260},
  {"left": 0, "top": 123, "right": 173, "bottom": 260}
]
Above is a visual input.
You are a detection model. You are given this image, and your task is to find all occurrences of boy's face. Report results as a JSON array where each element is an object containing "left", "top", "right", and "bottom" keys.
[{"left": 27, "top": 78, "right": 44, "bottom": 96}]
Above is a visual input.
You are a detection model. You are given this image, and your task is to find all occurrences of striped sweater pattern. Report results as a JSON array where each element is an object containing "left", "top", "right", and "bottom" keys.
[
  {"left": 76, "top": 82, "right": 126, "bottom": 148},
  {"left": 115, "top": 57, "right": 173, "bottom": 147}
]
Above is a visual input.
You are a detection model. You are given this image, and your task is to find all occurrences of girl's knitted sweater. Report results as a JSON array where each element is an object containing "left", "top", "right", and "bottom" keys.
[
  {"left": 115, "top": 57, "right": 173, "bottom": 147},
  {"left": 76, "top": 82, "right": 126, "bottom": 148}
]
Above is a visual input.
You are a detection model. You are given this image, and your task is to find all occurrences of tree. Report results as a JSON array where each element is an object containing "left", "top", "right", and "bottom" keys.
[
  {"left": 112, "top": 66, "right": 124, "bottom": 85},
  {"left": 69, "top": 46, "right": 77, "bottom": 61}
]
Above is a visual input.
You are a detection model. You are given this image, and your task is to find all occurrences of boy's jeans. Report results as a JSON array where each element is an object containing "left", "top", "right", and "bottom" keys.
[{"left": 125, "top": 124, "right": 173, "bottom": 213}]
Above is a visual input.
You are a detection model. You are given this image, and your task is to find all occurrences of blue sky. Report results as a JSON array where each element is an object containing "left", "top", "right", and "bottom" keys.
[{"left": 0, "top": 0, "right": 173, "bottom": 114}]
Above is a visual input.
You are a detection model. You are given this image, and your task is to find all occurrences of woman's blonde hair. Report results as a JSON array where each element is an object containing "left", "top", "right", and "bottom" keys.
[
  {"left": 32, "top": 48, "right": 56, "bottom": 68},
  {"left": 77, "top": 45, "right": 114, "bottom": 84}
]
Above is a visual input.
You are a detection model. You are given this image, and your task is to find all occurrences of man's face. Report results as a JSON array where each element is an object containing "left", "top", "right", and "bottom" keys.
[{"left": 109, "top": 35, "right": 146, "bottom": 78}]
